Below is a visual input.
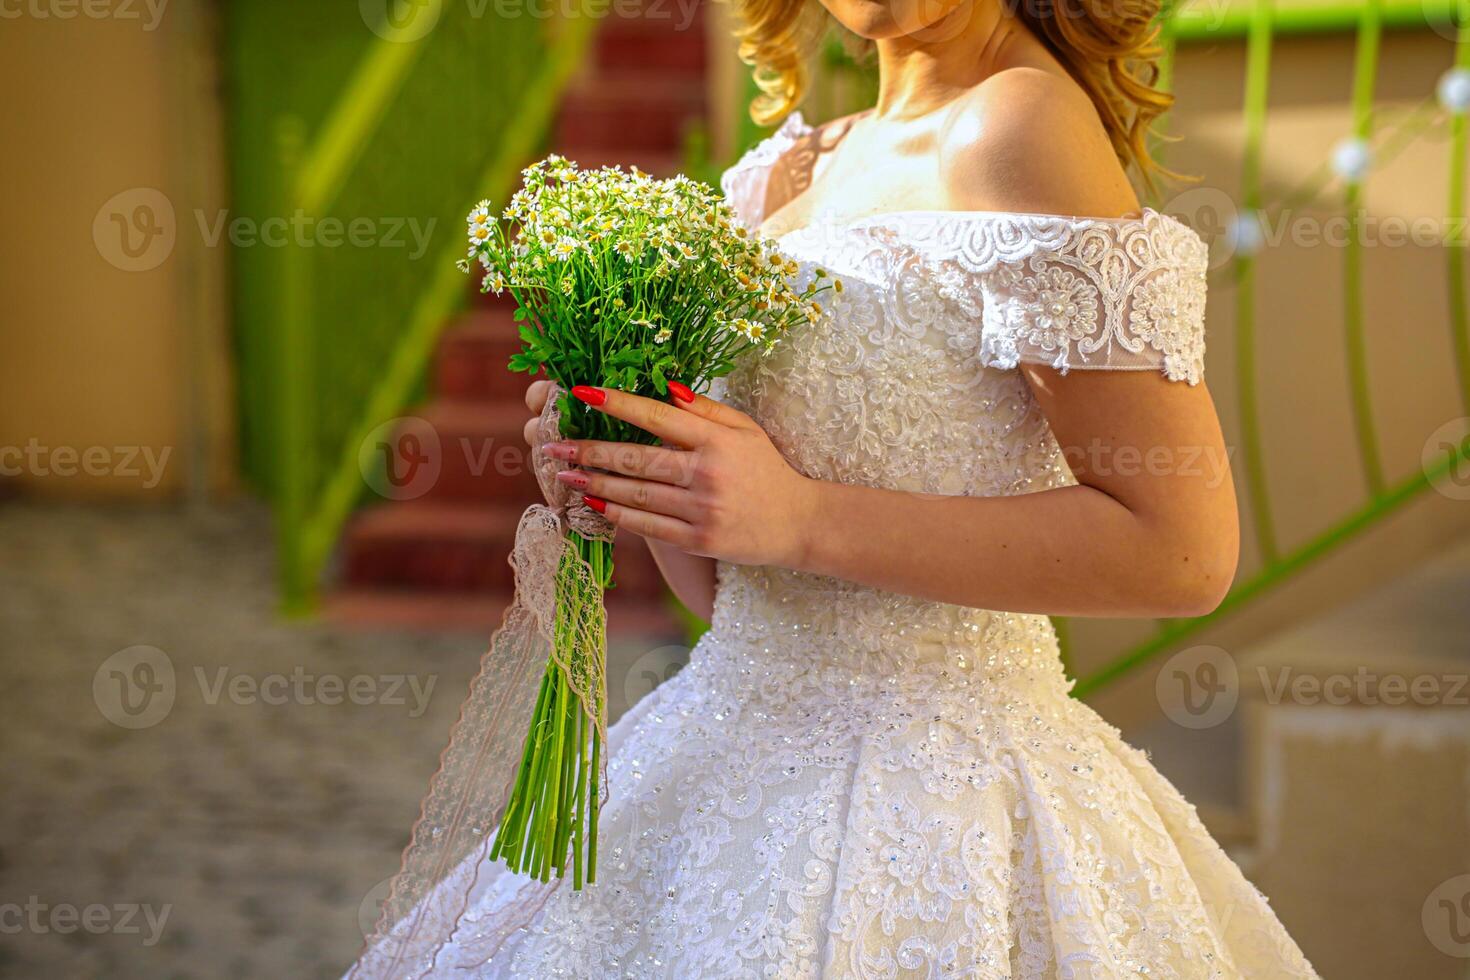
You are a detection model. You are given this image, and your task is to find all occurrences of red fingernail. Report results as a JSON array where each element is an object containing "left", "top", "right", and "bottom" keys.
[
  {"left": 583, "top": 494, "right": 607, "bottom": 514},
  {"left": 570, "top": 385, "right": 607, "bottom": 407},
  {"left": 555, "top": 470, "right": 589, "bottom": 489},
  {"left": 667, "top": 381, "right": 695, "bottom": 404}
]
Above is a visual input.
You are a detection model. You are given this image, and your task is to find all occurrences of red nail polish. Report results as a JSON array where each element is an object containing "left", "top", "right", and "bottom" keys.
[
  {"left": 667, "top": 381, "right": 695, "bottom": 404},
  {"left": 570, "top": 385, "right": 607, "bottom": 407},
  {"left": 583, "top": 494, "right": 607, "bottom": 514}
]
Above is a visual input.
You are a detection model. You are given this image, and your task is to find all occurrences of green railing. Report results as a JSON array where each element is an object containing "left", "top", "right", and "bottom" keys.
[
  {"left": 780, "top": 3, "right": 1470, "bottom": 692},
  {"left": 1073, "top": 0, "right": 1470, "bottom": 694},
  {"left": 263, "top": 5, "right": 599, "bottom": 612}
]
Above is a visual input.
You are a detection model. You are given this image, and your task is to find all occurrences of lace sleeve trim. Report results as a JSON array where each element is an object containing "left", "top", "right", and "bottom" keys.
[
  {"left": 873, "top": 209, "right": 1210, "bottom": 384},
  {"left": 719, "top": 112, "right": 813, "bottom": 230}
]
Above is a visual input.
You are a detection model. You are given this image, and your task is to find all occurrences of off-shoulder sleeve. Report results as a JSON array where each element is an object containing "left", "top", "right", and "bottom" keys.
[
  {"left": 719, "top": 113, "right": 813, "bottom": 231},
  {"left": 936, "top": 211, "right": 1210, "bottom": 385}
]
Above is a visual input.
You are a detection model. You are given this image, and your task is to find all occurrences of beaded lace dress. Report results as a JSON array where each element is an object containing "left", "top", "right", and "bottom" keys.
[{"left": 361, "top": 114, "right": 1320, "bottom": 979}]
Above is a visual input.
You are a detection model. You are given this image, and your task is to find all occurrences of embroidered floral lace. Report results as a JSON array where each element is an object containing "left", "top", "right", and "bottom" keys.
[{"left": 352, "top": 113, "right": 1317, "bottom": 979}]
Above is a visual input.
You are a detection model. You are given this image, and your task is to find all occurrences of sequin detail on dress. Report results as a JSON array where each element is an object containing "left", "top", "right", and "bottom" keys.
[{"left": 354, "top": 113, "right": 1317, "bottom": 980}]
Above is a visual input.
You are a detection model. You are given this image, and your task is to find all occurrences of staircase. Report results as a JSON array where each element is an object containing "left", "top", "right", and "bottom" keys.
[
  {"left": 324, "top": 6, "right": 708, "bottom": 634},
  {"left": 1126, "top": 536, "right": 1470, "bottom": 980}
]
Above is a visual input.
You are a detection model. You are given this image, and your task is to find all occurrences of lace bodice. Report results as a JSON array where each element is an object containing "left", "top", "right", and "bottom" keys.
[
  {"left": 705, "top": 113, "right": 1211, "bottom": 696},
  {"left": 349, "top": 117, "right": 1317, "bottom": 980}
]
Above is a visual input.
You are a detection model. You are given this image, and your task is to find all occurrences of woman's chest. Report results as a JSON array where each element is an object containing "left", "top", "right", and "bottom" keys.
[{"left": 720, "top": 263, "right": 1070, "bottom": 498}]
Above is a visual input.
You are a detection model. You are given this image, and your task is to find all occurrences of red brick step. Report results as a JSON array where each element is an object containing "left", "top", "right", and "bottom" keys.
[{"left": 342, "top": 501, "right": 670, "bottom": 597}]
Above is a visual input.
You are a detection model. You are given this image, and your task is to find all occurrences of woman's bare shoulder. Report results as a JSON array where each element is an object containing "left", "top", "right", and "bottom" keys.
[{"left": 936, "top": 67, "right": 1139, "bottom": 218}]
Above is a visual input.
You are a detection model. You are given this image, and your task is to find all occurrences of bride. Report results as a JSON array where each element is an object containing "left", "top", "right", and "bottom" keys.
[{"left": 348, "top": 0, "right": 1322, "bottom": 974}]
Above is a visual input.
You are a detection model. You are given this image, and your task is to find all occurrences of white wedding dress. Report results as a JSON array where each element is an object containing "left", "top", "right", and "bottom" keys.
[{"left": 358, "top": 115, "right": 1319, "bottom": 979}]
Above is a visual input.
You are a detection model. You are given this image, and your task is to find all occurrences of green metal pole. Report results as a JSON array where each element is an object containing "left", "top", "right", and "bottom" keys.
[
  {"left": 1171, "top": 0, "right": 1457, "bottom": 40},
  {"left": 1236, "top": 0, "right": 1280, "bottom": 562},
  {"left": 1449, "top": 0, "right": 1470, "bottom": 414},
  {"left": 274, "top": 116, "right": 315, "bottom": 615},
  {"left": 1343, "top": 0, "right": 1387, "bottom": 495}
]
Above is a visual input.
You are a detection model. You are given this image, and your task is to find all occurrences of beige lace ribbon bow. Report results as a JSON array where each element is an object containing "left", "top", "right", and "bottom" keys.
[{"left": 349, "top": 384, "right": 614, "bottom": 979}]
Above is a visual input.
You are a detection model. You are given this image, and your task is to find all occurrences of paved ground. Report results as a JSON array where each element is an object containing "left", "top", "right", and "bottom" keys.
[{"left": 0, "top": 501, "right": 685, "bottom": 980}]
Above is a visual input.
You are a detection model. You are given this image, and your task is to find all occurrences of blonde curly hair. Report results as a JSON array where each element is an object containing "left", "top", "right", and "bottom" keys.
[{"left": 729, "top": 0, "right": 1176, "bottom": 191}]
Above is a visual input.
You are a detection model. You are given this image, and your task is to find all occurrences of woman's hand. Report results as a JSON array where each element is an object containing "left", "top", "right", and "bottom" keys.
[{"left": 539, "top": 383, "right": 819, "bottom": 568}]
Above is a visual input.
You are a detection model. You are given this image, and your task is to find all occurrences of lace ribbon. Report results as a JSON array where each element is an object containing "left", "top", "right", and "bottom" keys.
[{"left": 347, "top": 386, "right": 614, "bottom": 979}]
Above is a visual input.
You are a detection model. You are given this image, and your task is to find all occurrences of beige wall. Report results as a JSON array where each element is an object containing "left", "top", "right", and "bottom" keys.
[
  {"left": 1084, "top": 27, "right": 1470, "bottom": 722},
  {"left": 0, "top": 2, "right": 234, "bottom": 500}
]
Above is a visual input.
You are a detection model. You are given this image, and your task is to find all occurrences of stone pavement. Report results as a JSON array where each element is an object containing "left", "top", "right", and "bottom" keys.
[{"left": 0, "top": 502, "right": 686, "bottom": 979}]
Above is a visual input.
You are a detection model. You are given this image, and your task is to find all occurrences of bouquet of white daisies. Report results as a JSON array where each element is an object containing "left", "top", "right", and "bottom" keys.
[{"left": 451, "top": 156, "right": 834, "bottom": 888}]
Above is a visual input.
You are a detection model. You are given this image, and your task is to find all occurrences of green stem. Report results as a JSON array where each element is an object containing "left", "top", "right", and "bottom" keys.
[{"left": 1236, "top": 0, "right": 1279, "bottom": 563}]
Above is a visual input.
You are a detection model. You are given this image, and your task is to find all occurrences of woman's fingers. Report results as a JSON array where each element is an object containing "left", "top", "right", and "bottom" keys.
[
  {"left": 544, "top": 440, "right": 697, "bottom": 486},
  {"left": 570, "top": 386, "right": 715, "bottom": 447},
  {"left": 523, "top": 380, "right": 554, "bottom": 448},
  {"left": 586, "top": 496, "right": 701, "bottom": 551},
  {"left": 666, "top": 381, "right": 758, "bottom": 430},
  {"left": 525, "top": 379, "right": 553, "bottom": 414},
  {"left": 558, "top": 470, "right": 697, "bottom": 520}
]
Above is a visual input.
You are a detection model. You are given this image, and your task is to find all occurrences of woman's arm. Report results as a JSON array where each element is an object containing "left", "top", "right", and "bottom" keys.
[
  {"left": 535, "top": 76, "right": 1239, "bottom": 620},
  {"left": 544, "top": 373, "right": 1237, "bottom": 619},
  {"left": 523, "top": 380, "right": 719, "bottom": 619}
]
